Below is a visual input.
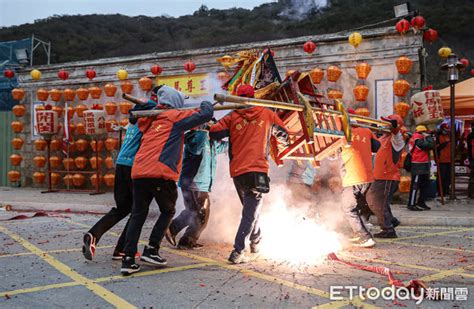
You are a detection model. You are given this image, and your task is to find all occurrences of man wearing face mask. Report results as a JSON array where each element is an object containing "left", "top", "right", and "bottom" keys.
[{"left": 436, "top": 123, "right": 452, "bottom": 197}]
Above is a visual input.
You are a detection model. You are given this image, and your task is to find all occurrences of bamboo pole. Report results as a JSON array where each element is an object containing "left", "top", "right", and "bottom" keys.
[{"left": 129, "top": 103, "right": 245, "bottom": 118}]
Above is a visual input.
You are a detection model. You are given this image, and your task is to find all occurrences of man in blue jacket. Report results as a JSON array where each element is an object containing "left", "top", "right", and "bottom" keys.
[
  {"left": 165, "top": 122, "right": 228, "bottom": 249},
  {"left": 82, "top": 97, "right": 157, "bottom": 261}
]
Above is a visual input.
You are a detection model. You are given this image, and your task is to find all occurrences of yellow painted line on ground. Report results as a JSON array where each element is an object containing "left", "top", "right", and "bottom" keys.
[
  {"left": 313, "top": 296, "right": 380, "bottom": 309},
  {"left": 0, "top": 225, "right": 135, "bottom": 308},
  {"left": 0, "top": 245, "right": 114, "bottom": 259},
  {"left": 416, "top": 264, "right": 474, "bottom": 282},
  {"left": 1, "top": 281, "right": 80, "bottom": 297},
  {"left": 387, "top": 239, "right": 474, "bottom": 254},
  {"left": 379, "top": 227, "right": 474, "bottom": 242},
  {"left": 396, "top": 226, "right": 461, "bottom": 230}
]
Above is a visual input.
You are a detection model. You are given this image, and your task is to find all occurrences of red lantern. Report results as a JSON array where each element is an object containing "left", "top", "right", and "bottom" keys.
[
  {"left": 58, "top": 70, "right": 69, "bottom": 80},
  {"left": 184, "top": 61, "right": 196, "bottom": 73},
  {"left": 151, "top": 65, "right": 163, "bottom": 75},
  {"left": 410, "top": 16, "right": 426, "bottom": 30},
  {"left": 423, "top": 28, "right": 438, "bottom": 43},
  {"left": 460, "top": 58, "right": 469, "bottom": 68},
  {"left": 395, "top": 19, "right": 410, "bottom": 34},
  {"left": 471, "top": 69, "right": 474, "bottom": 77},
  {"left": 303, "top": 41, "right": 317, "bottom": 54},
  {"left": 4, "top": 69, "right": 14, "bottom": 79},
  {"left": 86, "top": 69, "right": 96, "bottom": 80}
]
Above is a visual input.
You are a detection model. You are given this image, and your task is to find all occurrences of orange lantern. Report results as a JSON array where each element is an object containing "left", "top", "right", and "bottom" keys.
[
  {"left": 104, "top": 173, "right": 115, "bottom": 187},
  {"left": 72, "top": 174, "right": 85, "bottom": 187},
  {"left": 105, "top": 138, "right": 119, "bottom": 151},
  {"left": 104, "top": 83, "right": 118, "bottom": 97},
  {"left": 11, "top": 88, "right": 25, "bottom": 101},
  {"left": 49, "top": 156, "right": 61, "bottom": 168},
  {"left": 355, "top": 63, "right": 371, "bottom": 80},
  {"left": 139, "top": 77, "right": 153, "bottom": 91},
  {"left": 120, "top": 118, "right": 129, "bottom": 127},
  {"left": 10, "top": 154, "right": 22, "bottom": 166},
  {"left": 66, "top": 106, "right": 76, "bottom": 119},
  {"left": 67, "top": 140, "right": 76, "bottom": 152},
  {"left": 105, "top": 156, "right": 114, "bottom": 169},
  {"left": 395, "top": 56, "right": 413, "bottom": 75},
  {"left": 51, "top": 173, "right": 61, "bottom": 185},
  {"left": 76, "top": 104, "right": 89, "bottom": 117},
  {"left": 11, "top": 121, "right": 23, "bottom": 133},
  {"left": 37, "top": 88, "right": 49, "bottom": 101},
  {"left": 90, "top": 156, "right": 104, "bottom": 169},
  {"left": 119, "top": 102, "right": 133, "bottom": 114},
  {"left": 309, "top": 68, "right": 324, "bottom": 84},
  {"left": 33, "top": 172, "right": 46, "bottom": 184},
  {"left": 106, "top": 119, "right": 118, "bottom": 132},
  {"left": 50, "top": 139, "right": 62, "bottom": 151},
  {"left": 33, "top": 156, "right": 47, "bottom": 168},
  {"left": 90, "top": 140, "right": 104, "bottom": 152},
  {"left": 90, "top": 174, "right": 103, "bottom": 187},
  {"left": 12, "top": 137, "right": 24, "bottom": 150},
  {"left": 76, "top": 139, "right": 89, "bottom": 152},
  {"left": 12, "top": 104, "right": 26, "bottom": 117},
  {"left": 34, "top": 139, "right": 47, "bottom": 151},
  {"left": 63, "top": 174, "right": 74, "bottom": 186},
  {"left": 355, "top": 107, "right": 370, "bottom": 117},
  {"left": 105, "top": 102, "right": 117, "bottom": 115},
  {"left": 394, "top": 79, "right": 411, "bottom": 97},
  {"left": 68, "top": 123, "right": 76, "bottom": 136},
  {"left": 8, "top": 170, "right": 21, "bottom": 182},
  {"left": 63, "top": 158, "right": 75, "bottom": 170},
  {"left": 76, "top": 122, "right": 86, "bottom": 135},
  {"left": 75, "top": 156, "right": 88, "bottom": 170},
  {"left": 87, "top": 87, "right": 101, "bottom": 99},
  {"left": 399, "top": 176, "right": 411, "bottom": 193},
  {"left": 52, "top": 105, "right": 64, "bottom": 118},
  {"left": 353, "top": 84, "right": 369, "bottom": 102},
  {"left": 121, "top": 81, "right": 134, "bottom": 94},
  {"left": 49, "top": 89, "right": 63, "bottom": 102},
  {"left": 327, "top": 90, "right": 343, "bottom": 99},
  {"left": 327, "top": 66, "right": 342, "bottom": 82},
  {"left": 394, "top": 102, "right": 411, "bottom": 118},
  {"left": 76, "top": 87, "right": 89, "bottom": 100},
  {"left": 63, "top": 88, "right": 76, "bottom": 101}
]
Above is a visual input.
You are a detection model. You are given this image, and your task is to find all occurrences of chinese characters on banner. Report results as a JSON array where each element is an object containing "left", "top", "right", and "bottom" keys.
[
  {"left": 83, "top": 110, "right": 106, "bottom": 135},
  {"left": 410, "top": 90, "right": 444, "bottom": 125},
  {"left": 156, "top": 73, "right": 210, "bottom": 96},
  {"left": 375, "top": 79, "right": 394, "bottom": 118},
  {"left": 35, "top": 110, "right": 59, "bottom": 135}
]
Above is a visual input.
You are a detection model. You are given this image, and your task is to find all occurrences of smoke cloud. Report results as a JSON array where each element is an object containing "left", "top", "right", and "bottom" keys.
[{"left": 279, "top": 0, "right": 328, "bottom": 21}]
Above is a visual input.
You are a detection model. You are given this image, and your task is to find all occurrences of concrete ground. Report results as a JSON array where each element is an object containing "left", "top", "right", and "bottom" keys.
[{"left": 0, "top": 200, "right": 473, "bottom": 307}]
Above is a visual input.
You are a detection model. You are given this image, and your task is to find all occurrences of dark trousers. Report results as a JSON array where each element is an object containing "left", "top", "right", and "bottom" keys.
[
  {"left": 341, "top": 183, "right": 372, "bottom": 238},
  {"left": 366, "top": 180, "right": 399, "bottom": 231},
  {"left": 233, "top": 173, "right": 263, "bottom": 253},
  {"left": 407, "top": 173, "right": 430, "bottom": 207},
  {"left": 88, "top": 164, "right": 132, "bottom": 250},
  {"left": 438, "top": 163, "right": 451, "bottom": 196},
  {"left": 123, "top": 178, "right": 177, "bottom": 256},
  {"left": 169, "top": 189, "right": 210, "bottom": 246}
]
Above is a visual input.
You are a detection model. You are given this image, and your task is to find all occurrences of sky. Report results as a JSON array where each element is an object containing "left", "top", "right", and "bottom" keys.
[{"left": 0, "top": 0, "right": 275, "bottom": 27}]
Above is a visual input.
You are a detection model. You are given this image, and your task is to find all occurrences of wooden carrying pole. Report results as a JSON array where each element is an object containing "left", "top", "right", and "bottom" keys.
[{"left": 129, "top": 104, "right": 245, "bottom": 118}]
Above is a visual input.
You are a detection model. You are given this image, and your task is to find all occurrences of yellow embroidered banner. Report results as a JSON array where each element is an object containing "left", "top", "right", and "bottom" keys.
[{"left": 156, "top": 73, "right": 210, "bottom": 96}]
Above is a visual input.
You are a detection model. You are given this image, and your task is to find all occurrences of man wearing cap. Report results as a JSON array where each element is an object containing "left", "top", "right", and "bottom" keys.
[
  {"left": 165, "top": 119, "right": 228, "bottom": 249},
  {"left": 209, "top": 84, "right": 289, "bottom": 264},
  {"left": 407, "top": 125, "right": 435, "bottom": 211},
  {"left": 120, "top": 86, "right": 214, "bottom": 275},
  {"left": 366, "top": 114, "right": 405, "bottom": 238},
  {"left": 436, "top": 123, "right": 451, "bottom": 196}
]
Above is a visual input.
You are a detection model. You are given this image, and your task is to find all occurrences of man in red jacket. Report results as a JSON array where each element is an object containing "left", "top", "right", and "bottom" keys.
[
  {"left": 209, "top": 84, "right": 289, "bottom": 264},
  {"left": 121, "top": 86, "right": 214, "bottom": 275},
  {"left": 436, "top": 123, "right": 451, "bottom": 196},
  {"left": 366, "top": 114, "right": 405, "bottom": 238}
]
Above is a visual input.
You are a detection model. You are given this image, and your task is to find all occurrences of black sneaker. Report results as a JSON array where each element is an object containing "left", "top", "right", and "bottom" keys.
[
  {"left": 352, "top": 237, "right": 376, "bottom": 248},
  {"left": 374, "top": 230, "right": 398, "bottom": 239},
  {"left": 141, "top": 245, "right": 167, "bottom": 266},
  {"left": 82, "top": 233, "right": 96, "bottom": 261},
  {"left": 121, "top": 256, "right": 140, "bottom": 276},
  {"left": 391, "top": 217, "right": 401, "bottom": 228},
  {"left": 164, "top": 228, "right": 177, "bottom": 246},
  {"left": 407, "top": 205, "right": 423, "bottom": 211},
  {"left": 416, "top": 202, "right": 431, "bottom": 210},
  {"left": 228, "top": 250, "right": 250, "bottom": 264},
  {"left": 250, "top": 242, "right": 260, "bottom": 254}
]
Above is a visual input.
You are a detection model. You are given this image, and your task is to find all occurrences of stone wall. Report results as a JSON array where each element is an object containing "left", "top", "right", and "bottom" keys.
[{"left": 12, "top": 26, "right": 422, "bottom": 187}]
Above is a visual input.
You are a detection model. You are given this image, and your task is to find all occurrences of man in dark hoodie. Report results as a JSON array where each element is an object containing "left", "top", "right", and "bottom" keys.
[
  {"left": 120, "top": 86, "right": 214, "bottom": 275},
  {"left": 209, "top": 84, "right": 289, "bottom": 264}
]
